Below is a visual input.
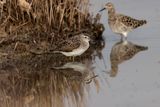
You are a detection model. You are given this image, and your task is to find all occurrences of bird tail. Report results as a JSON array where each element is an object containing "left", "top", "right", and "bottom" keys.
[
  {"left": 134, "top": 20, "right": 147, "bottom": 28},
  {"left": 140, "top": 20, "right": 147, "bottom": 25},
  {"left": 135, "top": 45, "right": 148, "bottom": 51}
]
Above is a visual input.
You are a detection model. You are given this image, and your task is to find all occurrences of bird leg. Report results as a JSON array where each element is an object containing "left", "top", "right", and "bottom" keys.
[
  {"left": 120, "top": 34, "right": 128, "bottom": 41},
  {"left": 120, "top": 34, "right": 123, "bottom": 42},
  {"left": 124, "top": 36, "right": 127, "bottom": 41},
  {"left": 72, "top": 56, "right": 75, "bottom": 62},
  {"left": 123, "top": 32, "right": 128, "bottom": 41},
  {"left": 69, "top": 56, "right": 75, "bottom": 62}
]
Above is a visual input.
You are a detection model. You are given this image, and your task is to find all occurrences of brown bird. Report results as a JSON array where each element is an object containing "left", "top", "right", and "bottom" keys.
[
  {"left": 100, "top": 2, "right": 147, "bottom": 40},
  {"left": 53, "top": 34, "right": 90, "bottom": 60}
]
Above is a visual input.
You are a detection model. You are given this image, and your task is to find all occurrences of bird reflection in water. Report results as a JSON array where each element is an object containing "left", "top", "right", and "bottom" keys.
[
  {"left": 110, "top": 40, "right": 148, "bottom": 77},
  {"left": 0, "top": 37, "right": 105, "bottom": 107},
  {"left": 51, "top": 61, "right": 98, "bottom": 84},
  {"left": 0, "top": 57, "right": 99, "bottom": 107}
]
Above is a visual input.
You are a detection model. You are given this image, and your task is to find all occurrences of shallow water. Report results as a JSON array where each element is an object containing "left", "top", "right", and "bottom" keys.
[
  {"left": 0, "top": 0, "right": 160, "bottom": 107},
  {"left": 88, "top": 0, "right": 160, "bottom": 107}
]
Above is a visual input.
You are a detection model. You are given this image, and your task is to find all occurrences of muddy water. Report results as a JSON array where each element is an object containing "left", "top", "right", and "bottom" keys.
[{"left": 0, "top": 0, "right": 160, "bottom": 107}]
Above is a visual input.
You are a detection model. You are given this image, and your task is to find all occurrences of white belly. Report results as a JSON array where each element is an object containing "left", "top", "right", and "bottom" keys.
[
  {"left": 61, "top": 48, "right": 87, "bottom": 57},
  {"left": 109, "top": 22, "right": 129, "bottom": 37}
]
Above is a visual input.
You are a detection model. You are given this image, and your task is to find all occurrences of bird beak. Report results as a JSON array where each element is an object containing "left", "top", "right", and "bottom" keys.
[{"left": 99, "top": 8, "right": 106, "bottom": 12}]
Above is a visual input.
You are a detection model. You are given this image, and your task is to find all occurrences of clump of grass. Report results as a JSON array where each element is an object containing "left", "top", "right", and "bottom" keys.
[
  {"left": 0, "top": 0, "right": 103, "bottom": 37},
  {"left": 0, "top": 0, "right": 105, "bottom": 60},
  {"left": 0, "top": 0, "right": 104, "bottom": 55},
  {"left": 0, "top": 1, "right": 103, "bottom": 106}
]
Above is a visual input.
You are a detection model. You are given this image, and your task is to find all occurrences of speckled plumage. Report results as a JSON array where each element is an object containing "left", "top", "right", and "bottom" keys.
[
  {"left": 110, "top": 40, "right": 148, "bottom": 77},
  {"left": 100, "top": 2, "right": 147, "bottom": 38},
  {"left": 56, "top": 36, "right": 81, "bottom": 52},
  {"left": 54, "top": 34, "right": 90, "bottom": 57}
]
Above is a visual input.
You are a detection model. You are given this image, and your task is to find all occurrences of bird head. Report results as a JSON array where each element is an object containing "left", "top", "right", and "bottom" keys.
[
  {"left": 80, "top": 34, "right": 90, "bottom": 42},
  {"left": 99, "top": 2, "right": 114, "bottom": 12}
]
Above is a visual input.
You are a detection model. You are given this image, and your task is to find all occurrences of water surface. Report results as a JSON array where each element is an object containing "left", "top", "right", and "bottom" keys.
[{"left": 88, "top": 0, "right": 160, "bottom": 107}]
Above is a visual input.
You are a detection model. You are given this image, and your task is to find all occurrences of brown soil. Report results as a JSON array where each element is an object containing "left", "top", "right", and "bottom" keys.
[{"left": 0, "top": 0, "right": 104, "bottom": 107}]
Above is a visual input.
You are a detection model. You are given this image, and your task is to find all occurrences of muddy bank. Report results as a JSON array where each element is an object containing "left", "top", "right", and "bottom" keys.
[
  {"left": 0, "top": 0, "right": 104, "bottom": 61},
  {"left": 0, "top": 42, "right": 103, "bottom": 107},
  {"left": 0, "top": 1, "right": 104, "bottom": 106}
]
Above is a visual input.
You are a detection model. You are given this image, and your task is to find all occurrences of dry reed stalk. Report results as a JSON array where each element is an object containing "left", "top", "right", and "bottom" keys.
[{"left": 0, "top": 0, "right": 101, "bottom": 37}]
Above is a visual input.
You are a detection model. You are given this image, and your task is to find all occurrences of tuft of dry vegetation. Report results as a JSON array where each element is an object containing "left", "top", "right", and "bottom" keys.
[
  {"left": 1, "top": 0, "right": 89, "bottom": 34},
  {"left": 0, "top": 0, "right": 104, "bottom": 36},
  {"left": 0, "top": 1, "right": 104, "bottom": 106},
  {"left": 0, "top": 0, "right": 104, "bottom": 57}
]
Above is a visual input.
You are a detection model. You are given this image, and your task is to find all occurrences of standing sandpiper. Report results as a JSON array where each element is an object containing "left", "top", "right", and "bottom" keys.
[
  {"left": 99, "top": 2, "right": 147, "bottom": 40},
  {"left": 53, "top": 34, "right": 90, "bottom": 60}
]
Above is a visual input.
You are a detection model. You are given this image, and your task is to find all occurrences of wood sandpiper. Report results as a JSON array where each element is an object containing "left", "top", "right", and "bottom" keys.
[
  {"left": 53, "top": 34, "right": 90, "bottom": 60},
  {"left": 99, "top": 2, "right": 147, "bottom": 40}
]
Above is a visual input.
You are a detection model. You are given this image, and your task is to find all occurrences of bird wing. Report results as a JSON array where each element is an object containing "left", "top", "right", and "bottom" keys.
[
  {"left": 110, "top": 41, "right": 148, "bottom": 65},
  {"left": 120, "top": 42, "right": 148, "bottom": 60},
  {"left": 56, "top": 36, "right": 81, "bottom": 52},
  {"left": 117, "top": 14, "right": 146, "bottom": 29}
]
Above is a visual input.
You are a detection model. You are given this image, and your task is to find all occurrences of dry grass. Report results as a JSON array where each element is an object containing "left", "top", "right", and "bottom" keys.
[
  {"left": 0, "top": 0, "right": 103, "bottom": 37},
  {"left": 0, "top": 0, "right": 104, "bottom": 56},
  {"left": 0, "top": 1, "right": 104, "bottom": 106}
]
